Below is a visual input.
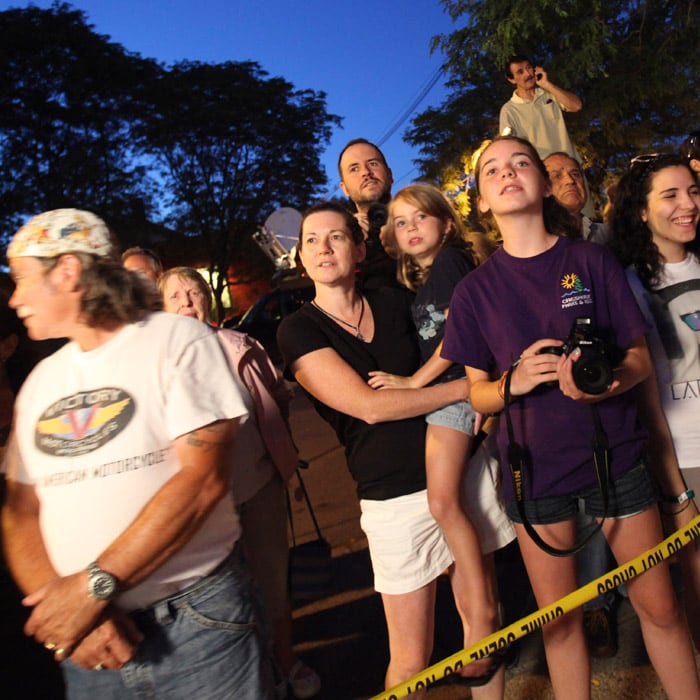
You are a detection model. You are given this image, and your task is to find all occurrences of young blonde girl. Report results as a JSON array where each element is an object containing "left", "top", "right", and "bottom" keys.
[{"left": 369, "top": 183, "right": 512, "bottom": 696}]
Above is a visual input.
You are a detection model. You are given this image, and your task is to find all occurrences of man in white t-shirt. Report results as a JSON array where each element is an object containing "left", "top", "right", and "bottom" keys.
[{"left": 2, "top": 209, "right": 274, "bottom": 698}]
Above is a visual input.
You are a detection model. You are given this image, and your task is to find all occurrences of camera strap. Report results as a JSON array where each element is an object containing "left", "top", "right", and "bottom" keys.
[{"left": 503, "top": 364, "right": 609, "bottom": 557}]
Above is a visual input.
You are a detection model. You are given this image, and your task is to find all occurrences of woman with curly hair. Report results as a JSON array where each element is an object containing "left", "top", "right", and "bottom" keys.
[
  {"left": 610, "top": 152, "right": 700, "bottom": 648},
  {"left": 611, "top": 154, "right": 700, "bottom": 288}
]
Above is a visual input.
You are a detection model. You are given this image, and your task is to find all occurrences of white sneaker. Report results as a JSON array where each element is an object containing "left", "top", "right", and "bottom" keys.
[{"left": 287, "top": 660, "right": 321, "bottom": 699}]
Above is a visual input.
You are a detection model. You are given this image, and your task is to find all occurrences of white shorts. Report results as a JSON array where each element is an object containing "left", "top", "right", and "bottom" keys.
[
  {"left": 360, "top": 489, "right": 454, "bottom": 595},
  {"left": 461, "top": 432, "right": 516, "bottom": 554}
]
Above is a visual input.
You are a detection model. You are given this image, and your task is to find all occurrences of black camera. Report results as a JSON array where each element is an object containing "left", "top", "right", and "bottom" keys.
[
  {"left": 538, "top": 317, "right": 620, "bottom": 395},
  {"left": 366, "top": 203, "right": 388, "bottom": 250}
]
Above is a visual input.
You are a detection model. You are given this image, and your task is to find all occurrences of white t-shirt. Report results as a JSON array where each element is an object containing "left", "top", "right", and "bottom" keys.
[
  {"left": 11, "top": 312, "right": 248, "bottom": 610},
  {"left": 630, "top": 254, "right": 700, "bottom": 470}
]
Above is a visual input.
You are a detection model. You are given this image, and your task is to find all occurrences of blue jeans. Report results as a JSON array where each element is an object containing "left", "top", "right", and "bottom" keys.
[{"left": 62, "top": 545, "right": 275, "bottom": 699}]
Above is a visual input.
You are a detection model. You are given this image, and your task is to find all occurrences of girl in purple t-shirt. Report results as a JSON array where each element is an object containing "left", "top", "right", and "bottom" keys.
[{"left": 442, "top": 136, "right": 700, "bottom": 700}]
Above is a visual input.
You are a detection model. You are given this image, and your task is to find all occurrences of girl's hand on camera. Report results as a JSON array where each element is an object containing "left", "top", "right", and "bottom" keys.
[
  {"left": 509, "top": 338, "right": 563, "bottom": 397},
  {"left": 557, "top": 348, "right": 620, "bottom": 402}
]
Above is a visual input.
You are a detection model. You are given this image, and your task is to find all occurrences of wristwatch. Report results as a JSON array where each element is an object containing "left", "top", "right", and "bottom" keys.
[{"left": 86, "top": 561, "right": 119, "bottom": 601}]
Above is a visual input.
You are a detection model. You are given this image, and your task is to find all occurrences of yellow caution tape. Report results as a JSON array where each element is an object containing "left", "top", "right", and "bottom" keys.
[{"left": 371, "top": 512, "right": 700, "bottom": 700}]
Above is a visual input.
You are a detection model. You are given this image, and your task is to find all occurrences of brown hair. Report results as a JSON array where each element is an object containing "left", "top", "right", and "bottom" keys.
[
  {"left": 298, "top": 201, "right": 365, "bottom": 251},
  {"left": 474, "top": 135, "right": 579, "bottom": 239},
  {"left": 54, "top": 253, "right": 163, "bottom": 329}
]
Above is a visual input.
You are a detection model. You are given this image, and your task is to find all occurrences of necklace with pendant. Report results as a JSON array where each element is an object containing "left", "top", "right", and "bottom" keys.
[{"left": 311, "top": 296, "right": 366, "bottom": 340}]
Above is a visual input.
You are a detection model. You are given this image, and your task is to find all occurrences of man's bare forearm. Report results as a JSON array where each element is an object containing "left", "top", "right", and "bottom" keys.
[
  {"left": 96, "top": 418, "right": 239, "bottom": 589},
  {"left": 2, "top": 482, "right": 58, "bottom": 594},
  {"left": 542, "top": 81, "right": 582, "bottom": 112}
]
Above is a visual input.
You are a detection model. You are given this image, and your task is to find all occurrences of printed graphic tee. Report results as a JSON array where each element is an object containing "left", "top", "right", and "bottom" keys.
[{"left": 11, "top": 312, "right": 248, "bottom": 609}]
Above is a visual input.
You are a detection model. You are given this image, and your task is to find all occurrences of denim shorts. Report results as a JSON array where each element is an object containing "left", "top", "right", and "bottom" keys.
[
  {"left": 62, "top": 545, "right": 275, "bottom": 699},
  {"left": 425, "top": 399, "right": 476, "bottom": 436},
  {"left": 505, "top": 461, "right": 659, "bottom": 525}
]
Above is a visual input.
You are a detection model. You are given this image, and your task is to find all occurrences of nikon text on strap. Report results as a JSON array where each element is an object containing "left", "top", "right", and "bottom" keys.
[{"left": 503, "top": 364, "right": 610, "bottom": 557}]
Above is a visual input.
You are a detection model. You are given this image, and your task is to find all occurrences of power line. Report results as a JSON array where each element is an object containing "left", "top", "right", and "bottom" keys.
[
  {"left": 376, "top": 66, "right": 445, "bottom": 147},
  {"left": 325, "top": 65, "right": 445, "bottom": 197}
]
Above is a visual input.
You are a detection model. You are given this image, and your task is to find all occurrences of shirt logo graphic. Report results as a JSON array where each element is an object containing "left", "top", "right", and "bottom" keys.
[
  {"left": 35, "top": 388, "right": 135, "bottom": 456},
  {"left": 561, "top": 272, "right": 592, "bottom": 309}
]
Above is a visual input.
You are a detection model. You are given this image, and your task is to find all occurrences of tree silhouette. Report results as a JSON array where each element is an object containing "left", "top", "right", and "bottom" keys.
[
  {"left": 0, "top": 4, "right": 340, "bottom": 321},
  {"left": 139, "top": 59, "right": 339, "bottom": 319},
  {"left": 0, "top": 3, "right": 160, "bottom": 250},
  {"left": 407, "top": 0, "right": 699, "bottom": 222}
]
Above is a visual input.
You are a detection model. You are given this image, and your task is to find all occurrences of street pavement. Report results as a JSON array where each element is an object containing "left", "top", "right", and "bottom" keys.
[{"left": 287, "top": 389, "right": 700, "bottom": 700}]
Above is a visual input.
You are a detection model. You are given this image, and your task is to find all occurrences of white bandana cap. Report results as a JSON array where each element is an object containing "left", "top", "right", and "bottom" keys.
[{"left": 7, "top": 208, "right": 113, "bottom": 259}]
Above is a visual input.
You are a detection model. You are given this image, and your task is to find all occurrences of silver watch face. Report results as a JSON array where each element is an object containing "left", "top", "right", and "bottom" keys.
[{"left": 89, "top": 569, "right": 117, "bottom": 600}]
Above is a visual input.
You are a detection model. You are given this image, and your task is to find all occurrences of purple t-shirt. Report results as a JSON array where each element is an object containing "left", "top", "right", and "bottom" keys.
[{"left": 442, "top": 237, "right": 650, "bottom": 501}]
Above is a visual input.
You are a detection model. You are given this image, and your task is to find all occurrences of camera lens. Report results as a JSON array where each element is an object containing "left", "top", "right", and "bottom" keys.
[
  {"left": 367, "top": 203, "right": 388, "bottom": 229},
  {"left": 573, "top": 360, "right": 612, "bottom": 395}
]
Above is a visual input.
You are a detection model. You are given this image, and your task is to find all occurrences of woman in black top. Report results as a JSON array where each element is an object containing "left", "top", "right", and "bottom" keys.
[{"left": 277, "top": 202, "right": 501, "bottom": 695}]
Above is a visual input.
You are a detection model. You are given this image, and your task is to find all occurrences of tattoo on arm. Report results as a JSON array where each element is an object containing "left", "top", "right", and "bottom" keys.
[{"left": 184, "top": 421, "right": 235, "bottom": 451}]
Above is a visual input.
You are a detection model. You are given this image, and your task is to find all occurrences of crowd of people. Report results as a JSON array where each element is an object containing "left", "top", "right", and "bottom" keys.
[{"left": 1, "top": 51, "right": 699, "bottom": 700}]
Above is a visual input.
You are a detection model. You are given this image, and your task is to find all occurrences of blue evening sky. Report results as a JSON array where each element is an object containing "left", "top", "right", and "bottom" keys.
[{"left": 3, "top": 1, "right": 457, "bottom": 197}]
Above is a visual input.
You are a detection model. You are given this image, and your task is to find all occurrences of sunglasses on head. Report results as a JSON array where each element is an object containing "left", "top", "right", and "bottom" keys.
[
  {"left": 630, "top": 153, "right": 662, "bottom": 167},
  {"left": 628, "top": 152, "right": 684, "bottom": 181}
]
